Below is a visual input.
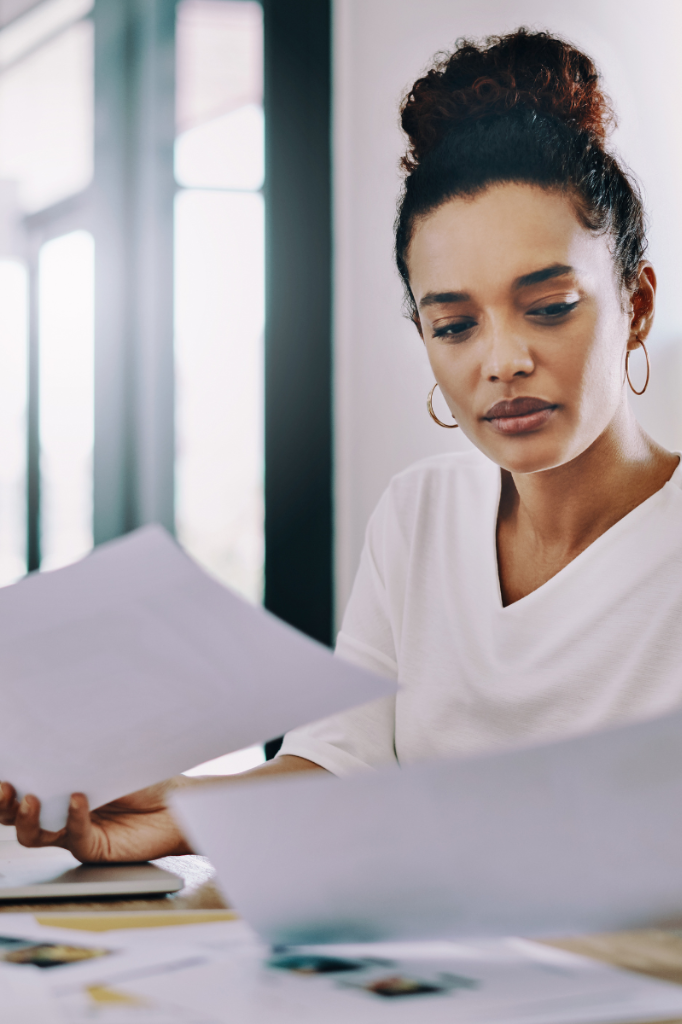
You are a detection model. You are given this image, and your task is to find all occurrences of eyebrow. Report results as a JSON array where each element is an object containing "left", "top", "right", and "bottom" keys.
[
  {"left": 512, "top": 264, "right": 574, "bottom": 290},
  {"left": 418, "top": 264, "right": 575, "bottom": 310},
  {"left": 419, "top": 290, "right": 470, "bottom": 309}
]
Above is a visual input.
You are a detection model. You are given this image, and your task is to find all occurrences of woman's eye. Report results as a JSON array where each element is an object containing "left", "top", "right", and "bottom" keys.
[
  {"left": 528, "top": 300, "right": 579, "bottom": 319},
  {"left": 432, "top": 320, "right": 476, "bottom": 338}
]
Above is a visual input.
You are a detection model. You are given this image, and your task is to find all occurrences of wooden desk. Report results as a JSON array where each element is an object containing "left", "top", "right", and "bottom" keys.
[{"left": 2, "top": 856, "right": 682, "bottom": 1023}]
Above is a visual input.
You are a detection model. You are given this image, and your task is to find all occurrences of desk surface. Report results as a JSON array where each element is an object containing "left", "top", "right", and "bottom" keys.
[{"left": 1, "top": 855, "right": 682, "bottom": 1023}]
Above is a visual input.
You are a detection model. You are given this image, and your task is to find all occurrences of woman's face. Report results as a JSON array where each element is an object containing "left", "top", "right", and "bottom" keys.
[{"left": 407, "top": 183, "right": 652, "bottom": 475}]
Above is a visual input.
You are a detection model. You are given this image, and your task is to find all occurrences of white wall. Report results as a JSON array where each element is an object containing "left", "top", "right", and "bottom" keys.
[{"left": 334, "top": 0, "right": 682, "bottom": 621}]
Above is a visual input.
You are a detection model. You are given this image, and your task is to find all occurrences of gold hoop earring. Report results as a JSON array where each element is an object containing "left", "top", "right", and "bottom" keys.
[
  {"left": 427, "top": 383, "right": 459, "bottom": 429},
  {"left": 626, "top": 339, "right": 650, "bottom": 396}
]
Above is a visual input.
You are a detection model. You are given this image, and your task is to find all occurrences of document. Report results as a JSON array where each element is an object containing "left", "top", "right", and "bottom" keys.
[
  {"left": 0, "top": 964, "right": 56, "bottom": 1024},
  {"left": 28, "top": 918, "right": 682, "bottom": 1024},
  {"left": 0, "top": 912, "right": 207, "bottom": 991},
  {"left": 173, "top": 705, "right": 682, "bottom": 944},
  {"left": 0, "top": 526, "right": 394, "bottom": 830},
  {"left": 5, "top": 915, "right": 682, "bottom": 1024},
  {"left": 119, "top": 938, "right": 682, "bottom": 1024}
]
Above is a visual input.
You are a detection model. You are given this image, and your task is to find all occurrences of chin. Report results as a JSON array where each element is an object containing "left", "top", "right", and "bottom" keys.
[{"left": 474, "top": 432, "right": 575, "bottom": 476}]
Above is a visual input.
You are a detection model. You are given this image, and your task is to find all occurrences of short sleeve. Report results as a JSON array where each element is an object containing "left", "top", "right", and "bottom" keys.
[{"left": 279, "top": 490, "right": 401, "bottom": 775}]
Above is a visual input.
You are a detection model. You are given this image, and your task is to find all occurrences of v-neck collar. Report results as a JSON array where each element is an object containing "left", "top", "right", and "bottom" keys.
[{"left": 491, "top": 453, "right": 682, "bottom": 613}]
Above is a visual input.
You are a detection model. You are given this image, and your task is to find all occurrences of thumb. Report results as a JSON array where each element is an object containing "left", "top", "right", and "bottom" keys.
[{"left": 64, "top": 793, "right": 98, "bottom": 862}]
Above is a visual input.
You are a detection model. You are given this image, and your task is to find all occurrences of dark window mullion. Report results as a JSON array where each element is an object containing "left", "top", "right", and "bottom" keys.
[
  {"left": 262, "top": 0, "right": 333, "bottom": 761},
  {"left": 26, "top": 248, "right": 40, "bottom": 573},
  {"left": 262, "top": 0, "right": 333, "bottom": 646}
]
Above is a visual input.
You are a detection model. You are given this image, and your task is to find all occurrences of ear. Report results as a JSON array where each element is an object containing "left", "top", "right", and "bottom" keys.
[{"left": 626, "top": 262, "right": 656, "bottom": 352}]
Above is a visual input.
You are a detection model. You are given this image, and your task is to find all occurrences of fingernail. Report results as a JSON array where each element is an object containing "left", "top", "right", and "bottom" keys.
[
  {"left": 70, "top": 796, "right": 78, "bottom": 811},
  {"left": 18, "top": 799, "right": 28, "bottom": 816}
]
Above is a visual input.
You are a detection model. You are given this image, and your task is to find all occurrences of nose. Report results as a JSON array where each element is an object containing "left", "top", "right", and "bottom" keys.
[{"left": 481, "top": 324, "right": 535, "bottom": 383}]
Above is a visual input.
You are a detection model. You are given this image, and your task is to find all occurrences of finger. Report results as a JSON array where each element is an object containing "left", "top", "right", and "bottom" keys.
[
  {"left": 15, "top": 795, "right": 43, "bottom": 846},
  {"left": 0, "top": 781, "right": 19, "bottom": 825},
  {"left": 14, "top": 795, "right": 65, "bottom": 849},
  {"left": 63, "top": 793, "right": 98, "bottom": 862},
  {"left": 0, "top": 781, "right": 17, "bottom": 806}
]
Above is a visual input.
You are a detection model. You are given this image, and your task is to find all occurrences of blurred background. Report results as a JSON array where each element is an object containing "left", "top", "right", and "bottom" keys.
[{"left": 0, "top": 0, "right": 680, "bottom": 771}]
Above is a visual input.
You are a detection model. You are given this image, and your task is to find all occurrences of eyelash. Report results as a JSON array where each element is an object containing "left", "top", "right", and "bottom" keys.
[
  {"left": 432, "top": 321, "right": 475, "bottom": 339},
  {"left": 431, "top": 300, "right": 579, "bottom": 340},
  {"left": 528, "top": 300, "right": 579, "bottom": 319}
]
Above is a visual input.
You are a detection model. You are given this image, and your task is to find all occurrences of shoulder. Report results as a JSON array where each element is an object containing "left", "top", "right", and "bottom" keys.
[
  {"left": 368, "top": 448, "right": 498, "bottom": 541},
  {"left": 383, "top": 447, "right": 497, "bottom": 509}
]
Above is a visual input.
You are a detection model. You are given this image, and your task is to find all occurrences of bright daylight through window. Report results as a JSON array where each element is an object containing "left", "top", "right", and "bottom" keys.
[
  {"left": 175, "top": 0, "right": 266, "bottom": 777},
  {"left": 0, "top": 0, "right": 94, "bottom": 581},
  {"left": 38, "top": 230, "right": 94, "bottom": 571},
  {"left": 175, "top": 0, "right": 265, "bottom": 608},
  {"left": 0, "top": 252, "right": 27, "bottom": 586}
]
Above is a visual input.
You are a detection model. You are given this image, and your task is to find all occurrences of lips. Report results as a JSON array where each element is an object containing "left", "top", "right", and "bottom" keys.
[{"left": 484, "top": 397, "right": 557, "bottom": 435}]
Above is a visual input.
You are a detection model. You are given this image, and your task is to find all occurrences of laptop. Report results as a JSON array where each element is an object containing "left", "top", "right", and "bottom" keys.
[{"left": 0, "top": 825, "right": 182, "bottom": 900}]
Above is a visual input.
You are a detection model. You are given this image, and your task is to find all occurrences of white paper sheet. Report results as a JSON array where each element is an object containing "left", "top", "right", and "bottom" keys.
[
  {"left": 174, "top": 705, "right": 682, "bottom": 943},
  {"left": 0, "top": 912, "right": 211, "bottom": 990},
  {"left": 51, "top": 925, "right": 682, "bottom": 1024},
  {"left": 0, "top": 915, "right": 223, "bottom": 1024},
  {"left": 5, "top": 916, "right": 682, "bottom": 1024},
  {"left": 0, "top": 963, "right": 58, "bottom": 1024},
  {"left": 0, "top": 526, "right": 394, "bottom": 830}
]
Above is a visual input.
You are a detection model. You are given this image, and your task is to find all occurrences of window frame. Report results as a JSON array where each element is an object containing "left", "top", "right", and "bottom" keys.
[
  {"left": 8, "top": 8, "right": 95, "bottom": 569},
  {"left": 8, "top": 0, "right": 334, "bottom": 656},
  {"left": 262, "top": 0, "right": 333, "bottom": 648}
]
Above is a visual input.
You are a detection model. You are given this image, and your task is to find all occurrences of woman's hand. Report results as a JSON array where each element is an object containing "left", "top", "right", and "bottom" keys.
[
  {"left": 0, "top": 780, "right": 193, "bottom": 863},
  {"left": 0, "top": 756, "right": 323, "bottom": 864}
]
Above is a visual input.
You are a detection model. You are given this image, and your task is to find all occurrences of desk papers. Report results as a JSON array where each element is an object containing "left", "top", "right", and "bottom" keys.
[
  {"left": 0, "top": 526, "right": 393, "bottom": 830},
  {"left": 174, "top": 705, "right": 682, "bottom": 943},
  {"left": 4, "top": 916, "right": 682, "bottom": 1024},
  {"left": 0, "top": 964, "right": 55, "bottom": 1024}
]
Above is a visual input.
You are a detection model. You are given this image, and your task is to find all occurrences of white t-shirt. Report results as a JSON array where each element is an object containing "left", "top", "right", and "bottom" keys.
[{"left": 280, "top": 449, "right": 682, "bottom": 776}]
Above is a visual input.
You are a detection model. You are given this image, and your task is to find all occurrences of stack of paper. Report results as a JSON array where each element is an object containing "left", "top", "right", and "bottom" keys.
[{"left": 2, "top": 914, "right": 682, "bottom": 1024}]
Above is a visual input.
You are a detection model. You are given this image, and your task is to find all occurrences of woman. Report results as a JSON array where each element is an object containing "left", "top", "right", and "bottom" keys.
[{"left": 2, "top": 28, "right": 681, "bottom": 861}]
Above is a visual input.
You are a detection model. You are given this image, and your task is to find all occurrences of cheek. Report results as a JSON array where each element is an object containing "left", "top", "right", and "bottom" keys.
[
  {"left": 424, "top": 328, "right": 481, "bottom": 372},
  {"left": 424, "top": 342, "right": 476, "bottom": 397},
  {"left": 547, "top": 325, "right": 593, "bottom": 398},
  {"left": 568, "top": 308, "right": 629, "bottom": 414},
  {"left": 424, "top": 344, "right": 486, "bottom": 433}
]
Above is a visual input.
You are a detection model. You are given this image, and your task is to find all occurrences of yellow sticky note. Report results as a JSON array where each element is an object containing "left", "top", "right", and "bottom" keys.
[
  {"left": 34, "top": 909, "right": 239, "bottom": 932},
  {"left": 87, "top": 985, "right": 147, "bottom": 1007}
]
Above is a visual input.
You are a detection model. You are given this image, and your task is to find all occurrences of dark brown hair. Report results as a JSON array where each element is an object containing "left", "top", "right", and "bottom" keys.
[{"left": 395, "top": 29, "right": 646, "bottom": 316}]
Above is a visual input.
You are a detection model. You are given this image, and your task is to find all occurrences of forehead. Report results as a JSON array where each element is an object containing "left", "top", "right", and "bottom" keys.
[{"left": 407, "top": 183, "right": 613, "bottom": 299}]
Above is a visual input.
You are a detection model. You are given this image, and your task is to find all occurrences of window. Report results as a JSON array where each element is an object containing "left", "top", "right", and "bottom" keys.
[
  {"left": 0, "top": 15, "right": 93, "bottom": 212},
  {"left": 175, "top": 0, "right": 265, "bottom": 775},
  {"left": 0, "top": 0, "right": 332, "bottom": 772},
  {"left": 38, "top": 230, "right": 94, "bottom": 571},
  {"left": 0, "top": 0, "right": 94, "bottom": 575},
  {"left": 174, "top": 0, "right": 265, "bottom": 606},
  {"left": 0, "top": 257, "right": 27, "bottom": 585}
]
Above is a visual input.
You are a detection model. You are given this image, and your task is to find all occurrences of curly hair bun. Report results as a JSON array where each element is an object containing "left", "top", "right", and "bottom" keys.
[{"left": 400, "top": 28, "right": 615, "bottom": 172}]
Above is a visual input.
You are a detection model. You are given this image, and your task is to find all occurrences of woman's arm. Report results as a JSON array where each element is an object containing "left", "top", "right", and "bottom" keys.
[{"left": 0, "top": 755, "right": 326, "bottom": 863}]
